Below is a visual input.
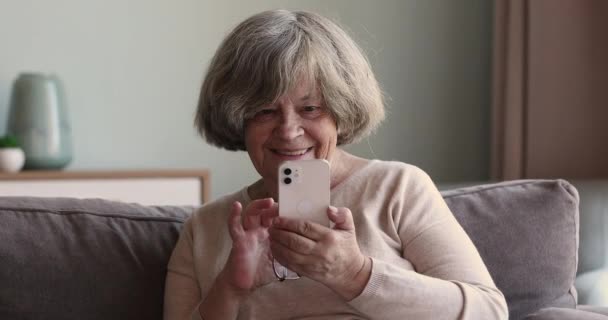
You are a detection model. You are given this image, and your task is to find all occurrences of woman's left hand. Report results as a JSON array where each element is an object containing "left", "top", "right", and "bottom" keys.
[{"left": 269, "top": 206, "right": 372, "bottom": 300}]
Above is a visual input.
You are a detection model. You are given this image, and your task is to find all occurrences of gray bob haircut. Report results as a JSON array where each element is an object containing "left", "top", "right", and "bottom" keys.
[{"left": 195, "top": 9, "right": 385, "bottom": 151}]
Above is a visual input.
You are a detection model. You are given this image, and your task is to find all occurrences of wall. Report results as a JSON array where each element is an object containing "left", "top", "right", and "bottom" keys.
[{"left": 0, "top": 0, "right": 492, "bottom": 199}]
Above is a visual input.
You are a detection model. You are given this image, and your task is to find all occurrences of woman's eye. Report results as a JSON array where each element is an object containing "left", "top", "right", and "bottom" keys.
[
  {"left": 303, "top": 106, "right": 318, "bottom": 112},
  {"left": 301, "top": 106, "right": 324, "bottom": 118},
  {"left": 252, "top": 109, "right": 276, "bottom": 121}
]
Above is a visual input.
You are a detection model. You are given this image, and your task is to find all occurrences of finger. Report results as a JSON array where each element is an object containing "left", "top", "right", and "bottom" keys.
[
  {"left": 269, "top": 228, "right": 316, "bottom": 254},
  {"left": 243, "top": 198, "right": 275, "bottom": 229},
  {"left": 270, "top": 241, "right": 306, "bottom": 270},
  {"left": 272, "top": 217, "right": 327, "bottom": 241},
  {"left": 261, "top": 203, "right": 279, "bottom": 227},
  {"left": 227, "top": 201, "right": 244, "bottom": 240},
  {"left": 328, "top": 206, "right": 355, "bottom": 231},
  {"left": 247, "top": 198, "right": 275, "bottom": 211}
]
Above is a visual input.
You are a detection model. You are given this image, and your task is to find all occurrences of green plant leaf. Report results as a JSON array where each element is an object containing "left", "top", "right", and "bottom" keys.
[{"left": 0, "top": 135, "right": 20, "bottom": 148}]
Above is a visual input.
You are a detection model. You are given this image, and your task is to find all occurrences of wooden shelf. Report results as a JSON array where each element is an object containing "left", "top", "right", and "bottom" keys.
[{"left": 0, "top": 169, "right": 210, "bottom": 205}]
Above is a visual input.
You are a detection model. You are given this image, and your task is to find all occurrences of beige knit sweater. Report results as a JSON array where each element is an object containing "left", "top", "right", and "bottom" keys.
[{"left": 164, "top": 160, "right": 508, "bottom": 320}]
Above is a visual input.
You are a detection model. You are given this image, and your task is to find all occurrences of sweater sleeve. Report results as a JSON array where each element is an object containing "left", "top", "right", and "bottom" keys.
[
  {"left": 348, "top": 166, "right": 508, "bottom": 319},
  {"left": 163, "top": 217, "right": 204, "bottom": 320}
]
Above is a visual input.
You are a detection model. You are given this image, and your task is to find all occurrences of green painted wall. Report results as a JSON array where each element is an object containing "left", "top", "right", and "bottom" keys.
[{"left": 0, "top": 0, "right": 492, "bottom": 199}]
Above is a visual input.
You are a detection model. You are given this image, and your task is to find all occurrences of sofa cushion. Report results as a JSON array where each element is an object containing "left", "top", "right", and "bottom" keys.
[
  {"left": 0, "top": 197, "right": 192, "bottom": 320},
  {"left": 441, "top": 179, "right": 579, "bottom": 320}
]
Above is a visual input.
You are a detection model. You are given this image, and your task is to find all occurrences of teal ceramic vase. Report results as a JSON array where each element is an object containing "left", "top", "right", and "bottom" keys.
[{"left": 7, "top": 72, "right": 73, "bottom": 170}]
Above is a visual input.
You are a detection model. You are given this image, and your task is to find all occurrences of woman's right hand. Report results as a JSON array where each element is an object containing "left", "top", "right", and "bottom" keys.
[
  {"left": 219, "top": 199, "right": 278, "bottom": 294},
  {"left": 198, "top": 199, "right": 278, "bottom": 319}
]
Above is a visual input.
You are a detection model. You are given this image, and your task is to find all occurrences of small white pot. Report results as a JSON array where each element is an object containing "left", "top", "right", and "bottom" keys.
[{"left": 0, "top": 148, "right": 26, "bottom": 173}]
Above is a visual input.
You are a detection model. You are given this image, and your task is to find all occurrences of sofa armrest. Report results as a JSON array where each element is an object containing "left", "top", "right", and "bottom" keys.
[
  {"left": 524, "top": 307, "right": 608, "bottom": 319},
  {"left": 576, "top": 269, "right": 608, "bottom": 306}
]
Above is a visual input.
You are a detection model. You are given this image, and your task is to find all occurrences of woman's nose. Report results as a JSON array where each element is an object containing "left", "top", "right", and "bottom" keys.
[{"left": 275, "top": 112, "right": 303, "bottom": 140}]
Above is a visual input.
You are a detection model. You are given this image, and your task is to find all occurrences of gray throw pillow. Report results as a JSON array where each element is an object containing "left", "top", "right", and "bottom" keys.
[
  {"left": 0, "top": 197, "right": 192, "bottom": 320},
  {"left": 441, "top": 179, "right": 579, "bottom": 320}
]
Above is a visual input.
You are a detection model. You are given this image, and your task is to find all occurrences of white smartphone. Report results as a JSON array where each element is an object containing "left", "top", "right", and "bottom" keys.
[
  {"left": 278, "top": 159, "right": 330, "bottom": 227},
  {"left": 275, "top": 159, "right": 330, "bottom": 279}
]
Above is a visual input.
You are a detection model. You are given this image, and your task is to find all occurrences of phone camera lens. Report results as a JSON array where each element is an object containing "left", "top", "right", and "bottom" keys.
[
  {"left": 284, "top": 177, "right": 292, "bottom": 184},
  {"left": 284, "top": 168, "right": 292, "bottom": 175}
]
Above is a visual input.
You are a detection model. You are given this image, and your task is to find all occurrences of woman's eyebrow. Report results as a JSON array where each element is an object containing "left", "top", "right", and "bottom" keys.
[{"left": 299, "top": 94, "right": 320, "bottom": 101}]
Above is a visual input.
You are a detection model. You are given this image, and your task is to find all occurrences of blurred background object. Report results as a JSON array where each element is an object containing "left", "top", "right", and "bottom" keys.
[
  {"left": 0, "top": 0, "right": 492, "bottom": 198},
  {"left": 7, "top": 72, "right": 73, "bottom": 170},
  {"left": 0, "top": 134, "right": 25, "bottom": 173},
  {"left": 491, "top": 0, "right": 608, "bottom": 180}
]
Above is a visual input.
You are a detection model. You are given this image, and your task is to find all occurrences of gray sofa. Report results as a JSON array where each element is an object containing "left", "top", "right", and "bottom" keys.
[{"left": 1, "top": 179, "right": 608, "bottom": 319}]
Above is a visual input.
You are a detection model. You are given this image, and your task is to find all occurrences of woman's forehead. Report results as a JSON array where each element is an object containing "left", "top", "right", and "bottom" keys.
[{"left": 286, "top": 79, "right": 321, "bottom": 100}]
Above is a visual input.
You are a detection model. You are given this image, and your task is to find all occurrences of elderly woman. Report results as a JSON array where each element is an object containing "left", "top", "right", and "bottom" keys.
[{"left": 164, "top": 9, "right": 508, "bottom": 320}]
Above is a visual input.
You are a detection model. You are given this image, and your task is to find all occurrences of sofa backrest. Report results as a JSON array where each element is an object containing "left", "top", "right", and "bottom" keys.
[
  {"left": 442, "top": 179, "right": 579, "bottom": 320},
  {"left": 0, "top": 179, "right": 580, "bottom": 320},
  {"left": 0, "top": 197, "right": 191, "bottom": 320}
]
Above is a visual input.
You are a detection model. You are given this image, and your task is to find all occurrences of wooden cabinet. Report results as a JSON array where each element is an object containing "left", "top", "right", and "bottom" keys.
[{"left": 0, "top": 169, "right": 209, "bottom": 206}]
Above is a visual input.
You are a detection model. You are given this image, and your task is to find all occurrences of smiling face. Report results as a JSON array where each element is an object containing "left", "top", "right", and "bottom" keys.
[{"left": 244, "top": 81, "right": 338, "bottom": 197}]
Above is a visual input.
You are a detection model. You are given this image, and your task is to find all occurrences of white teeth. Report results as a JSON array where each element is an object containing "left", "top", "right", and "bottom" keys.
[{"left": 275, "top": 149, "right": 308, "bottom": 156}]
